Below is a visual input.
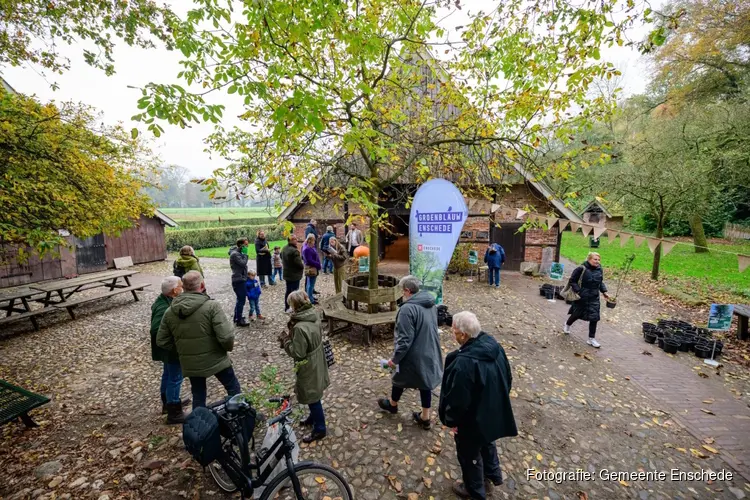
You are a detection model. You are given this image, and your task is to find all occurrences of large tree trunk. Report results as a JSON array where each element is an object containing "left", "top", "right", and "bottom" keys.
[
  {"left": 651, "top": 217, "right": 663, "bottom": 280},
  {"left": 368, "top": 166, "right": 379, "bottom": 290},
  {"left": 689, "top": 213, "right": 709, "bottom": 253}
]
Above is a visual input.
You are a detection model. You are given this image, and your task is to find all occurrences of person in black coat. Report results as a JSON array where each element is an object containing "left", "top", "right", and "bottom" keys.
[
  {"left": 564, "top": 252, "right": 610, "bottom": 348},
  {"left": 255, "top": 230, "right": 275, "bottom": 286},
  {"left": 439, "top": 311, "right": 517, "bottom": 500}
]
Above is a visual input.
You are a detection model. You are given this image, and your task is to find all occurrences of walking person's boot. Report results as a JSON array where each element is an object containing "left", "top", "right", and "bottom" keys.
[
  {"left": 166, "top": 403, "right": 187, "bottom": 424},
  {"left": 162, "top": 394, "right": 191, "bottom": 414}
]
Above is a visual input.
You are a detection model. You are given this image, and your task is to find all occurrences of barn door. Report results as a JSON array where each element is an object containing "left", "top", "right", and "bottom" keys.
[
  {"left": 75, "top": 234, "right": 108, "bottom": 274},
  {"left": 491, "top": 223, "right": 525, "bottom": 271}
]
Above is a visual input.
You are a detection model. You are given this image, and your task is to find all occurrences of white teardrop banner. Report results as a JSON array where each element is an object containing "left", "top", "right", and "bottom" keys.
[
  {"left": 558, "top": 219, "right": 570, "bottom": 232},
  {"left": 570, "top": 222, "right": 581, "bottom": 233},
  {"left": 607, "top": 229, "right": 619, "bottom": 243},
  {"left": 581, "top": 224, "right": 594, "bottom": 237},
  {"left": 593, "top": 226, "right": 607, "bottom": 239},
  {"left": 546, "top": 217, "right": 558, "bottom": 230},
  {"left": 516, "top": 209, "right": 527, "bottom": 219},
  {"left": 632, "top": 235, "right": 645, "bottom": 248}
]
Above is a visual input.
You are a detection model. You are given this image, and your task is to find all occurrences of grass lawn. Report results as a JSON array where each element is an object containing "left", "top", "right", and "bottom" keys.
[
  {"left": 160, "top": 207, "right": 278, "bottom": 222},
  {"left": 190, "top": 241, "right": 287, "bottom": 259},
  {"left": 560, "top": 232, "right": 750, "bottom": 299}
]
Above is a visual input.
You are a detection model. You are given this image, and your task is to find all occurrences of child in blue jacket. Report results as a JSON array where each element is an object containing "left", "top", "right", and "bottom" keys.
[
  {"left": 484, "top": 243, "right": 506, "bottom": 288},
  {"left": 246, "top": 270, "right": 264, "bottom": 320}
]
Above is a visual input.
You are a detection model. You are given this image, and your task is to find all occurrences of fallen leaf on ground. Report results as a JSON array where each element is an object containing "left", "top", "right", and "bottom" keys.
[
  {"left": 641, "top": 351, "right": 652, "bottom": 356},
  {"left": 619, "top": 480, "right": 630, "bottom": 487},
  {"left": 404, "top": 455, "right": 411, "bottom": 465},
  {"left": 690, "top": 448, "right": 708, "bottom": 459},
  {"left": 701, "top": 409, "right": 715, "bottom": 415},
  {"left": 698, "top": 373, "right": 709, "bottom": 378},
  {"left": 703, "top": 400, "right": 714, "bottom": 404},
  {"left": 408, "top": 493, "right": 419, "bottom": 500},
  {"left": 426, "top": 457, "right": 435, "bottom": 466},
  {"left": 387, "top": 475, "right": 403, "bottom": 493},
  {"left": 702, "top": 445, "right": 719, "bottom": 454},
  {"left": 704, "top": 437, "right": 715, "bottom": 444},
  {"left": 576, "top": 492, "right": 589, "bottom": 500},
  {"left": 423, "top": 477, "right": 432, "bottom": 488}
]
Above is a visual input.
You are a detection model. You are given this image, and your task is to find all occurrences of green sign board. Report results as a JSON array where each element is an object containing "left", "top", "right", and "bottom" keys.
[
  {"left": 549, "top": 262, "right": 564, "bottom": 281},
  {"left": 358, "top": 257, "right": 369, "bottom": 273},
  {"left": 708, "top": 304, "right": 734, "bottom": 331},
  {"left": 468, "top": 250, "right": 478, "bottom": 265}
]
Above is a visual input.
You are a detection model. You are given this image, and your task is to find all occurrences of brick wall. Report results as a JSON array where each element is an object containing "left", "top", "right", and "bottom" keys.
[{"left": 459, "top": 215, "right": 492, "bottom": 243}]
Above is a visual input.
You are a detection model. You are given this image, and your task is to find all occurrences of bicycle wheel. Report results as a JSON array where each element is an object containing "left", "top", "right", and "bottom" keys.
[
  {"left": 259, "top": 462, "right": 353, "bottom": 500},
  {"left": 209, "top": 460, "right": 238, "bottom": 493}
]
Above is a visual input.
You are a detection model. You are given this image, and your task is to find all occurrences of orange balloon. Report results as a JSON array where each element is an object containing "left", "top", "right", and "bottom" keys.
[{"left": 353, "top": 245, "right": 370, "bottom": 258}]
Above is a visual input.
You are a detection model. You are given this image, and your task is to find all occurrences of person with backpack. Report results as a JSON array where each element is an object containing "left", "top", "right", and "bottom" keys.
[
  {"left": 320, "top": 226, "right": 335, "bottom": 274},
  {"left": 483, "top": 243, "right": 505, "bottom": 288},
  {"left": 563, "top": 252, "right": 610, "bottom": 348},
  {"left": 174, "top": 246, "right": 203, "bottom": 278}
]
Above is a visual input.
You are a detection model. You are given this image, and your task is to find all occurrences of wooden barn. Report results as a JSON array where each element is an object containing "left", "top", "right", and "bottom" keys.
[{"left": 0, "top": 211, "right": 177, "bottom": 288}]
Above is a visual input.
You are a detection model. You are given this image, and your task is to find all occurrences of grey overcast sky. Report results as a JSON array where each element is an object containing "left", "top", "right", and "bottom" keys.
[{"left": 2, "top": 0, "right": 662, "bottom": 178}]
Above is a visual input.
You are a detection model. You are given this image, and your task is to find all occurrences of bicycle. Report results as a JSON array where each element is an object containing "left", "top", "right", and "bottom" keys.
[{"left": 203, "top": 394, "right": 353, "bottom": 500}]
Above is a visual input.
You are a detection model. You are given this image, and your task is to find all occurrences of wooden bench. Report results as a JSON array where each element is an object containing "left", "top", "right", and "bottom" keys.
[
  {"left": 322, "top": 293, "right": 397, "bottom": 345},
  {"left": 0, "top": 308, "right": 51, "bottom": 330},
  {"left": 52, "top": 284, "right": 150, "bottom": 320},
  {"left": 734, "top": 305, "right": 750, "bottom": 340},
  {"left": 0, "top": 380, "right": 50, "bottom": 428}
]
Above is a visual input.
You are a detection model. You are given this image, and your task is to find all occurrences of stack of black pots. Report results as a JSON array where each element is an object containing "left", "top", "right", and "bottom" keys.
[{"left": 641, "top": 319, "right": 723, "bottom": 359}]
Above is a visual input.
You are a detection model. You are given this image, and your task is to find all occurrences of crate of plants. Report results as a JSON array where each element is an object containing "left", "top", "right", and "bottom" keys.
[{"left": 644, "top": 318, "right": 722, "bottom": 360}]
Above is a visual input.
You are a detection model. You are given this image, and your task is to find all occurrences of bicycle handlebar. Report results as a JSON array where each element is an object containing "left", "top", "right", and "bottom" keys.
[
  {"left": 267, "top": 395, "right": 291, "bottom": 404},
  {"left": 267, "top": 407, "right": 293, "bottom": 427}
]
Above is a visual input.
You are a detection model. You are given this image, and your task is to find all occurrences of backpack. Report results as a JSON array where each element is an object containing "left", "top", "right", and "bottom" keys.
[{"left": 173, "top": 260, "right": 186, "bottom": 278}]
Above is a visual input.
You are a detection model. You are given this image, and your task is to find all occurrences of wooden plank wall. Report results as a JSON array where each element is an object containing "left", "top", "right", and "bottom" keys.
[
  {"left": 0, "top": 243, "right": 65, "bottom": 288},
  {"left": 104, "top": 216, "right": 167, "bottom": 265},
  {"left": 1, "top": 217, "right": 168, "bottom": 289}
]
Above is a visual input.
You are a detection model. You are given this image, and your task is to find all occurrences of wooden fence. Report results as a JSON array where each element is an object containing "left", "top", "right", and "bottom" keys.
[{"left": 724, "top": 222, "right": 750, "bottom": 240}]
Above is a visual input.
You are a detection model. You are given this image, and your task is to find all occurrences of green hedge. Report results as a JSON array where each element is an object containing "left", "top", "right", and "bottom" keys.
[
  {"left": 168, "top": 217, "right": 278, "bottom": 231},
  {"left": 166, "top": 224, "right": 286, "bottom": 251}
]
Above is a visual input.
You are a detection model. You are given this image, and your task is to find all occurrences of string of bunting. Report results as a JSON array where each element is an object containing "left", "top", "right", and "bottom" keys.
[{"left": 511, "top": 210, "right": 750, "bottom": 273}]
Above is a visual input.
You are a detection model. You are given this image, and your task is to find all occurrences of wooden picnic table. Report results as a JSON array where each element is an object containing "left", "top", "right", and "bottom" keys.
[{"left": 0, "top": 269, "right": 150, "bottom": 329}]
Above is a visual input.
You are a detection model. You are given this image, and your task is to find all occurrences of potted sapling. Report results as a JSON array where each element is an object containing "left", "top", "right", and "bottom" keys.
[{"left": 606, "top": 253, "right": 635, "bottom": 309}]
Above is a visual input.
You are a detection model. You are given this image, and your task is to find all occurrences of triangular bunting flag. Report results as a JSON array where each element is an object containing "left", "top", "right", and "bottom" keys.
[
  {"left": 620, "top": 232, "right": 632, "bottom": 247},
  {"left": 646, "top": 237, "right": 661, "bottom": 254},
  {"left": 633, "top": 235, "right": 645, "bottom": 248},
  {"left": 607, "top": 229, "right": 619, "bottom": 243},
  {"left": 558, "top": 219, "right": 570, "bottom": 232},
  {"left": 662, "top": 240, "right": 677, "bottom": 256},
  {"left": 739, "top": 254, "right": 750, "bottom": 273},
  {"left": 570, "top": 222, "right": 581, "bottom": 233},
  {"left": 581, "top": 224, "right": 594, "bottom": 237},
  {"left": 516, "top": 209, "right": 527, "bottom": 219},
  {"left": 546, "top": 217, "right": 558, "bottom": 230},
  {"left": 593, "top": 226, "right": 607, "bottom": 239},
  {"left": 491, "top": 203, "right": 501, "bottom": 213}
]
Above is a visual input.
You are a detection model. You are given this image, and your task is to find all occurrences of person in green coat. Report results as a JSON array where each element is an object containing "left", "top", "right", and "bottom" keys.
[
  {"left": 279, "top": 290, "right": 330, "bottom": 443},
  {"left": 157, "top": 271, "right": 241, "bottom": 409},
  {"left": 150, "top": 276, "right": 190, "bottom": 424},
  {"left": 174, "top": 245, "right": 203, "bottom": 277}
]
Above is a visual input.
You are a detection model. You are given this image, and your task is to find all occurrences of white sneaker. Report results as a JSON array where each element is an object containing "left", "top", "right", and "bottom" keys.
[
  {"left": 563, "top": 324, "right": 571, "bottom": 335},
  {"left": 587, "top": 338, "right": 601, "bottom": 348}
]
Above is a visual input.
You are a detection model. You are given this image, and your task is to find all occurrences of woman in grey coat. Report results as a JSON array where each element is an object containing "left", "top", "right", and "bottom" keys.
[{"left": 378, "top": 276, "right": 443, "bottom": 430}]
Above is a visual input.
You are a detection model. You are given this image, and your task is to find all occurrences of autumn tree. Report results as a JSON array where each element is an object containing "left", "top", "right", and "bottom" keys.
[
  {"left": 132, "top": 0, "right": 660, "bottom": 289},
  {"left": 0, "top": 87, "right": 156, "bottom": 258},
  {"left": 0, "top": 0, "right": 174, "bottom": 77}
]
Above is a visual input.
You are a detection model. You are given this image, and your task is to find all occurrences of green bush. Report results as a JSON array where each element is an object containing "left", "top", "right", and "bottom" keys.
[
  {"left": 165, "top": 223, "right": 286, "bottom": 251},
  {"left": 448, "top": 243, "right": 479, "bottom": 274},
  {"left": 168, "top": 217, "right": 278, "bottom": 231}
]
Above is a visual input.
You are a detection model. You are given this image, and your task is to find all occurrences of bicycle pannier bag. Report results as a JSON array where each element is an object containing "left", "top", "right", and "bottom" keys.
[{"left": 183, "top": 407, "right": 222, "bottom": 466}]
